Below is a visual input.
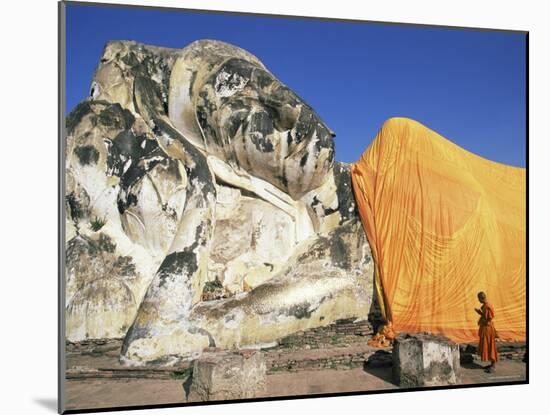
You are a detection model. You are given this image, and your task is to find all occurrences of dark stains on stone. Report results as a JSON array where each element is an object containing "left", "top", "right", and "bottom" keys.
[
  {"left": 74, "top": 145, "right": 100, "bottom": 166},
  {"left": 310, "top": 195, "right": 338, "bottom": 218},
  {"left": 197, "top": 90, "right": 218, "bottom": 115},
  {"left": 392, "top": 332, "right": 460, "bottom": 387},
  {"left": 66, "top": 101, "right": 98, "bottom": 133},
  {"left": 157, "top": 248, "right": 199, "bottom": 288},
  {"left": 119, "top": 47, "right": 173, "bottom": 112},
  {"left": 398, "top": 373, "right": 422, "bottom": 388},
  {"left": 97, "top": 233, "right": 116, "bottom": 253},
  {"left": 288, "top": 303, "right": 313, "bottom": 320},
  {"left": 128, "top": 53, "right": 217, "bottom": 213},
  {"left": 251, "top": 67, "right": 274, "bottom": 90},
  {"left": 293, "top": 108, "right": 314, "bottom": 144},
  {"left": 217, "top": 58, "right": 254, "bottom": 87},
  {"left": 427, "top": 360, "right": 453, "bottom": 377},
  {"left": 106, "top": 128, "right": 165, "bottom": 214},
  {"left": 250, "top": 111, "right": 275, "bottom": 137},
  {"left": 297, "top": 223, "right": 353, "bottom": 270},
  {"left": 117, "top": 192, "right": 138, "bottom": 215},
  {"left": 195, "top": 219, "right": 210, "bottom": 247},
  {"left": 121, "top": 324, "right": 151, "bottom": 356},
  {"left": 286, "top": 296, "right": 327, "bottom": 320},
  {"left": 196, "top": 86, "right": 222, "bottom": 148},
  {"left": 329, "top": 232, "right": 351, "bottom": 270},
  {"left": 277, "top": 173, "right": 289, "bottom": 189},
  {"left": 111, "top": 255, "right": 137, "bottom": 279},
  {"left": 188, "top": 326, "right": 216, "bottom": 347},
  {"left": 66, "top": 193, "right": 81, "bottom": 221},
  {"left": 66, "top": 235, "right": 100, "bottom": 263},
  {"left": 133, "top": 75, "right": 166, "bottom": 121},
  {"left": 259, "top": 83, "right": 300, "bottom": 120},
  {"left": 157, "top": 220, "right": 209, "bottom": 288},
  {"left": 333, "top": 162, "right": 358, "bottom": 224},
  {"left": 249, "top": 112, "right": 275, "bottom": 153},
  {"left": 314, "top": 124, "right": 335, "bottom": 153},
  {"left": 187, "top": 164, "right": 216, "bottom": 205},
  {"left": 296, "top": 237, "right": 330, "bottom": 264},
  {"left": 98, "top": 104, "right": 135, "bottom": 131},
  {"left": 226, "top": 108, "right": 248, "bottom": 139},
  {"left": 150, "top": 117, "right": 216, "bottom": 202},
  {"left": 68, "top": 86, "right": 172, "bottom": 217},
  {"left": 120, "top": 51, "right": 141, "bottom": 68},
  {"left": 305, "top": 163, "right": 355, "bottom": 223},
  {"left": 197, "top": 104, "right": 221, "bottom": 147},
  {"left": 65, "top": 233, "right": 131, "bottom": 289},
  {"left": 68, "top": 232, "right": 138, "bottom": 280},
  {"left": 66, "top": 188, "right": 90, "bottom": 223},
  {"left": 66, "top": 101, "right": 134, "bottom": 135},
  {"left": 188, "top": 70, "right": 197, "bottom": 97}
]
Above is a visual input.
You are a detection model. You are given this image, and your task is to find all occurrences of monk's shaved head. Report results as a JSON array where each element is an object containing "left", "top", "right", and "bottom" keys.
[{"left": 477, "top": 291, "right": 487, "bottom": 302}]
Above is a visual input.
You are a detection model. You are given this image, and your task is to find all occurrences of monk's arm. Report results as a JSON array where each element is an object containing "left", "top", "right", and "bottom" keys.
[{"left": 483, "top": 306, "right": 494, "bottom": 322}]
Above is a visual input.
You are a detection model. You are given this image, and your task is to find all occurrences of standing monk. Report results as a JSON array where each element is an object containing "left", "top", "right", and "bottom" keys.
[{"left": 475, "top": 291, "right": 498, "bottom": 372}]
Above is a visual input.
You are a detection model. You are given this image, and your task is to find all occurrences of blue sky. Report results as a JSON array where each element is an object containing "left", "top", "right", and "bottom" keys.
[{"left": 65, "top": 3, "right": 526, "bottom": 166}]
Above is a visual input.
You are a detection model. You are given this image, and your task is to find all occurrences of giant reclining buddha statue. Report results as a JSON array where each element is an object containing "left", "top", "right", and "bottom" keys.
[
  {"left": 65, "top": 40, "right": 374, "bottom": 363},
  {"left": 65, "top": 40, "right": 526, "bottom": 364}
]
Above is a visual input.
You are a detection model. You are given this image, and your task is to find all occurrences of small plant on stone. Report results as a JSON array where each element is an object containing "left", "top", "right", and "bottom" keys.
[
  {"left": 89, "top": 216, "right": 107, "bottom": 232},
  {"left": 203, "top": 278, "right": 224, "bottom": 293},
  {"left": 170, "top": 367, "right": 193, "bottom": 380}
]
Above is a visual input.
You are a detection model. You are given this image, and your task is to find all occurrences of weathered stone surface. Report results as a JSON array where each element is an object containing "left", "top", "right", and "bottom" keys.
[
  {"left": 65, "top": 39, "right": 374, "bottom": 363},
  {"left": 169, "top": 40, "right": 335, "bottom": 200},
  {"left": 188, "top": 350, "right": 266, "bottom": 401},
  {"left": 277, "top": 317, "right": 373, "bottom": 349},
  {"left": 392, "top": 333, "right": 460, "bottom": 387},
  {"left": 66, "top": 278, "right": 137, "bottom": 340}
]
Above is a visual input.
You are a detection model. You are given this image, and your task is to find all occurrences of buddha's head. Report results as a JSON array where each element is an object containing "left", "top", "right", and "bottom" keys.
[{"left": 169, "top": 40, "right": 335, "bottom": 199}]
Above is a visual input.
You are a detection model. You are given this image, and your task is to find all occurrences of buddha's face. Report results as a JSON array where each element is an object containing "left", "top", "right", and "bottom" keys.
[{"left": 170, "top": 52, "right": 336, "bottom": 200}]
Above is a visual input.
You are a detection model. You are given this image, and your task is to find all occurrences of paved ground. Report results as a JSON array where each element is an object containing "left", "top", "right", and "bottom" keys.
[
  {"left": 64, "top": 358, "right": 526, "bottom": 411},
  {"left": 459, "top": 360, "right": 526, "bottom": 385}
]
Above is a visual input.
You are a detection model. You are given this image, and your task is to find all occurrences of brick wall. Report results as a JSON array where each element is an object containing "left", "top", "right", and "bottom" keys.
[{"left": 275, "top": 318, "right": 374, "bottom": 350}]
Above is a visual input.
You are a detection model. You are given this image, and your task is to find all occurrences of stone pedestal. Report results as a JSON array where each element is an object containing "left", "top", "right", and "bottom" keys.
[
  {"left": 392, "top": 333, "right": 460, "bottom": 387},
  {"left": 188, "top": 350, "right": 266, "bottom": 401}
]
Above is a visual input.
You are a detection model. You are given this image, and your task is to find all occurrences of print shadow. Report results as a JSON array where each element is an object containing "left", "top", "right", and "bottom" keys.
[{"left": 33, "top": 398, "right": 57, "bottom": 413}]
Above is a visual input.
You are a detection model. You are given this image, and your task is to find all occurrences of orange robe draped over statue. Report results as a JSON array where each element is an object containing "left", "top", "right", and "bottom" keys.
[
  {"left": 478, "top": 302, "right": 499, "bottom": 362},
  {"left": 351, "top": 117, "right": 526, "bottom": 343}
]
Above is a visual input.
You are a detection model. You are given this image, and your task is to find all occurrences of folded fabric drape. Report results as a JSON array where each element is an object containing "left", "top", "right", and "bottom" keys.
[{"left": 351, "top": 117, "right": 526, "bottom": 343}]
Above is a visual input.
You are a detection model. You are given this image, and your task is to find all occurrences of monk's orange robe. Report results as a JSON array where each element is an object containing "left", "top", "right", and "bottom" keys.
[{"left": 478, "top": 302, "right": 498, "bottom": 362}]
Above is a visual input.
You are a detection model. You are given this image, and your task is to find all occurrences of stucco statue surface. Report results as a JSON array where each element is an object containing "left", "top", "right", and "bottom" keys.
[{"left": 65, "top": 40, "right": 374, "bottom": 364}]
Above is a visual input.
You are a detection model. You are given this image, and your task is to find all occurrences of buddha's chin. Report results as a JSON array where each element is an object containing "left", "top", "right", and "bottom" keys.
[{"left": 283, "top": 144, "right": 334, "bottom": 200}]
